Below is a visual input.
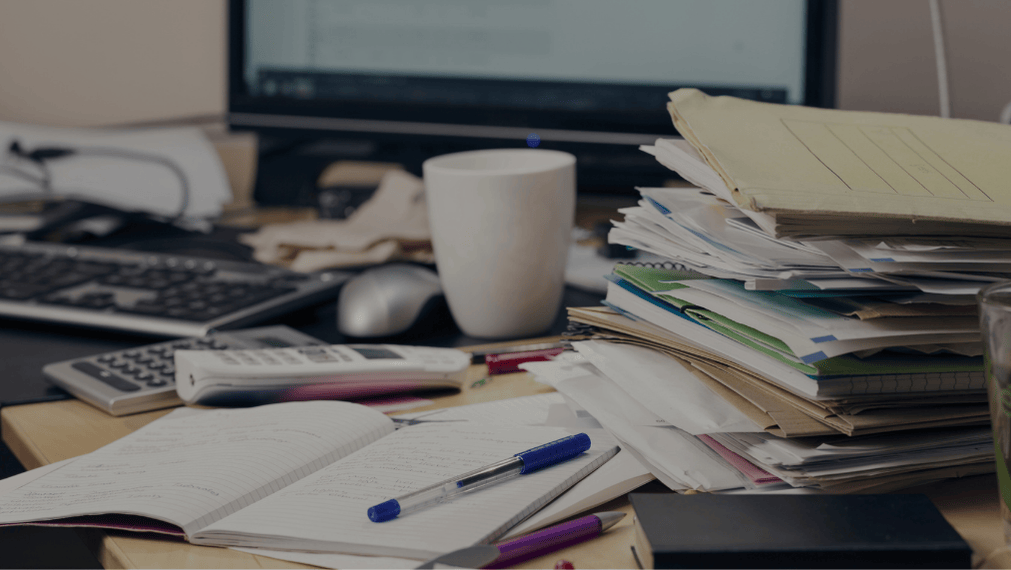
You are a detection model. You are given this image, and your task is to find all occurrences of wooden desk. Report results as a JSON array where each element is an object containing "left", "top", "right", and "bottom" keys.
[{"left": 3, "top": 355, "right": 1011, "bottom": 569}]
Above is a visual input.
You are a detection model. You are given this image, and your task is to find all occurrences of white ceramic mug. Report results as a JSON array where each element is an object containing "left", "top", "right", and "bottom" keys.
[{"left": 423, "top": 149, "right": 576, "bottom": 339}]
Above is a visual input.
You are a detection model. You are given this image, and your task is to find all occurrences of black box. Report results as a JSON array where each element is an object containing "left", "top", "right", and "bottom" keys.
[{"left": 630, "top": 493, "right": 971, "bottom": 569}]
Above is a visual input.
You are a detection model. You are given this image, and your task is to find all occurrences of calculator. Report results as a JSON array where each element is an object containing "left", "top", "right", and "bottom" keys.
[
  {"left": 42, "top": 325, "right": 326, "bottom": 416},
  {"left": 174, "top": 344, "right": 471, "bottom": 407}
]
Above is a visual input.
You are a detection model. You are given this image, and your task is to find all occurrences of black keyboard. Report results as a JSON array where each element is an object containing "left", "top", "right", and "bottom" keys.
[{"left": 0, "top": 241, "right": 349, "bottom": 337}]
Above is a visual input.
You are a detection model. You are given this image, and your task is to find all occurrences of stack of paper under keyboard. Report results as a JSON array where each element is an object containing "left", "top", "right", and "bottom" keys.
[{"left": 522, "top": 89, "right": 1011, "bottom": 494}]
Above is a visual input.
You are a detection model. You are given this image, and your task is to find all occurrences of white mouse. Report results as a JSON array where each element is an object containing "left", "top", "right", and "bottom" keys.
[{"left": 336, "top": 264, "right": 444, "bottom": 338}]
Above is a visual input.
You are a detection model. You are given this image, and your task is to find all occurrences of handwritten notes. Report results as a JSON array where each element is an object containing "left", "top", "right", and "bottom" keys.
[
  {"left": 0, "top": 400, "right": 617, "bottom": 561},
  {"left": 0, "top": 401, "right": 393, "bottom": 536},
  {"left": 194, "top": 424, "right": 617, "bottom": 560}
]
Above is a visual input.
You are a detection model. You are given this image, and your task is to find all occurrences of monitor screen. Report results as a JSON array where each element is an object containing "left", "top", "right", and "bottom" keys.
[{"left": 229, "top": 0, "right": 837, "bottom": 198}]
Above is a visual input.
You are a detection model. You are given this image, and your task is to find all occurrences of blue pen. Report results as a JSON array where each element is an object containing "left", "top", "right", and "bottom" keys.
[{"left": 367, "top": 433, "right": 592, "bottom": 522}]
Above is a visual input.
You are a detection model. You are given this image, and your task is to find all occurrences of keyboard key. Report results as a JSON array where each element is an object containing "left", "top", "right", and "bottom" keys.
[
  {"left": 71, "top": 362, "right": 140, "bottom": 392},
  {"left": 69, "top": 293, "right": 116, "bottom": 309},
  {"left": 0, "top": 284, "right": 50, "bottom": 300}
]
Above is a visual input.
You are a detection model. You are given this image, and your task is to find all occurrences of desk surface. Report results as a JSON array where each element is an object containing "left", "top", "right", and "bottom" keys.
[{"left": 5, "top": 351, "right": 1011, "bottom": 569}]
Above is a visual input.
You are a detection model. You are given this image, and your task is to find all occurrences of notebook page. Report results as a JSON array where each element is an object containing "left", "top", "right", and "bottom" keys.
[
  {"left": 394, "top": 392, "right": 565, "bottom": 425},
  {"left": 194, "top": 424, "right": 618, "bottom": 560},
  {"left": 0, "top": 401, "right": 393, "bottom": 537}
]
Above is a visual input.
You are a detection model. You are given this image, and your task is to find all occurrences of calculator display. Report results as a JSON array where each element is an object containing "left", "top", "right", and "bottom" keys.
[{"left": 350, "top": 346, "right": 403, "bottom": 360}]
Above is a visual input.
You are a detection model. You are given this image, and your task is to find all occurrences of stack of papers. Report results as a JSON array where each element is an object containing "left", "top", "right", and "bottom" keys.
[
  {"left": 523, "top": 89, "right": 1008, "bottom": 494},
  {"left": 523, "top": 352, "right": 993, "bottom": 493},
  {"left": 628, "top": 136, "right": 1011, "bottom": 294}
]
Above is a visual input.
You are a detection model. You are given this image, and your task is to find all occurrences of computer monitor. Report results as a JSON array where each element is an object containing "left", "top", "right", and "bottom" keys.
[{"left": 228, "top": 0, "right": 837, "bottom": 201}]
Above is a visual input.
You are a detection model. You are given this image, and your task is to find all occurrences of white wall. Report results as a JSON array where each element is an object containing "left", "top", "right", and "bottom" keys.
[
  {"left": 0, "top": 0, "right": 225, "bottom": 126},
  {"left": 837, "top": 0, "right": 1011, "bottom": 121},
  {"left": 0, "top": 0, "right": 1008, "bottom": 127}
]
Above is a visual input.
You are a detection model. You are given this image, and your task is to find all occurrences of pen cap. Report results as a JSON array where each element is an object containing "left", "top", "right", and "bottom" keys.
[
  {"left": 516, "top": 433, "right": 591, "bottom": 474},
  {"left": 368, "top": 499, "right": 401, "bottom": 522}
]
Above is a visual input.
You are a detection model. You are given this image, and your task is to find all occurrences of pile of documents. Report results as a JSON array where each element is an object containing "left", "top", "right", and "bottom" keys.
[{"left": 524, "top": 89, "right": 1011, "bottom": 494}]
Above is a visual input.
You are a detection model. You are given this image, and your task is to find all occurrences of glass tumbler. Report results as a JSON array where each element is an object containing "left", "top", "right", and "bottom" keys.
[{"left": 979, "top": 281, "right": 1011, "bottom": 542}]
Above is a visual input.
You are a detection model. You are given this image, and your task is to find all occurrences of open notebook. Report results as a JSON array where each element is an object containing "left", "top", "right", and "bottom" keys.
[{"left": 0, "top": 401, "right": 617, "bottom": 561}]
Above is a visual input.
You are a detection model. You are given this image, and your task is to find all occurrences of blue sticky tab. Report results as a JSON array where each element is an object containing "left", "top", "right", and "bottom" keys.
[
  {"left": 515, "top": 433, "right": 591, "bottom": 474},
  {"left": 368, "top": 499, "right": 401, "bottom": 522},
  {"left": 811, "top": 335, "right": 837, "bottom": 343},
  {"left": 801, "top": 351, "right": 829, "bottom": 364}
]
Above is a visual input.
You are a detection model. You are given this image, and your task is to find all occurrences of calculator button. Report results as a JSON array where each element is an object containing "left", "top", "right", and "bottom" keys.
[
  {"left": 108, "top": 360, "right": 130, "bottom": 370},
  {"left": 146, "top": 379, "right": 169, "bottom": 387},
  {"left": 96, "top": 354, "right": 116, "bottom": 364},
  {"left": 71, "top": 362, "right": 140, "bottom": 392},
  {"left": 214, "top": 353, "right": 239, "bottom": 364},
  {"left": 135, "top": 371, "right": 154, "bottom": 381}
]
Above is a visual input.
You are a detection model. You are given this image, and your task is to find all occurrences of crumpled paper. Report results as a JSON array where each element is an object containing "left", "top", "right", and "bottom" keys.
[{"left": 239, "top": 169, "right": 433, "bottom": 272}]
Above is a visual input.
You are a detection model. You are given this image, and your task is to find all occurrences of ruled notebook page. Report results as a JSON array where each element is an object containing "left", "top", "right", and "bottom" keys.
[
  {"left": 193, "top": 424, "right": 618, "bottom": 560},
  {"left": 0, "top": 401, "right": 393, "bottom": 537}
]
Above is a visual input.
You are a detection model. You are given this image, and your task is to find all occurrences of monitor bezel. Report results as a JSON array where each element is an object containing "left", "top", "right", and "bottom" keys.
[{"left": 227, "top": 0, "right": 838, "bottom": 146}]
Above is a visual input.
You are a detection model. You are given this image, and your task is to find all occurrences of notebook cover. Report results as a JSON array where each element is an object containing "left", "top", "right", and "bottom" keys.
[{"left": 629, "top": 493, "right": 971, "bottom": 569}]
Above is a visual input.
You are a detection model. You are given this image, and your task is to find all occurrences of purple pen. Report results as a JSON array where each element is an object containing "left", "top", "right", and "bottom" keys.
[{"left": 483, "top": 511, "right": 625, "bottom": 569}]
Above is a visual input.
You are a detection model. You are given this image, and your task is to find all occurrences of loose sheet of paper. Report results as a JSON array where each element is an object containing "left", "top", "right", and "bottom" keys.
[
  {"left": 572, "top": 340, "right": 761, "bottom": 434},
  {"left": 523, "top": 358, "right": 748, "bottom": 492},
  {"left": 503, "top": 449, "right": 653, "bottom": 538}
]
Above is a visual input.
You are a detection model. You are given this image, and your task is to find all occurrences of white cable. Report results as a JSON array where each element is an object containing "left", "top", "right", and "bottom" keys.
[
  {"left": 928, "top": 0, "right": 951, "bottom": 118},
  {"left": 1000, "top": 100, "right": 1011, "bottom": 124}
]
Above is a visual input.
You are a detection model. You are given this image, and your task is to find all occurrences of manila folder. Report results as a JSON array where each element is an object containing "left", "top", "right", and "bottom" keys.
[{"left": 667, "top": 88, "right": 1011, "bottom": 238}]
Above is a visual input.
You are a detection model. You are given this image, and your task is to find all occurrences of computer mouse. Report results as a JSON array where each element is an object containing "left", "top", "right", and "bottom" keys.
[{"left": 337, "top": 263, "right": 445, "bottom": 338}]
